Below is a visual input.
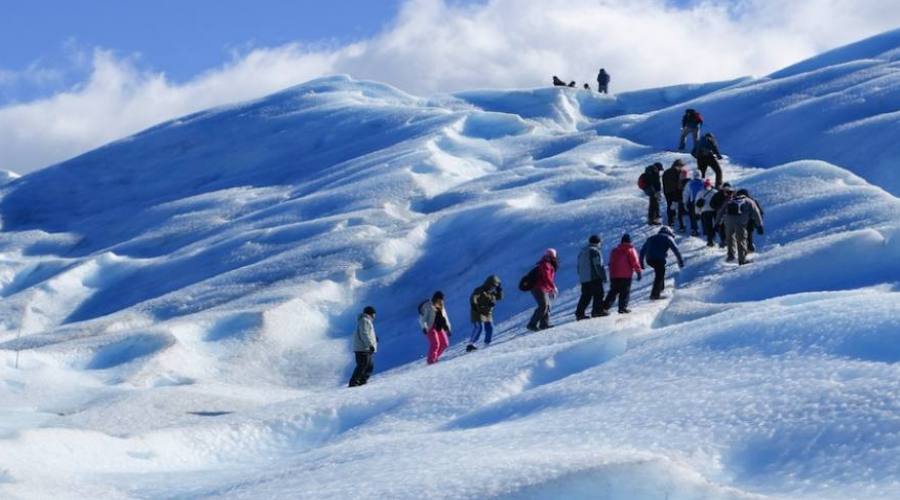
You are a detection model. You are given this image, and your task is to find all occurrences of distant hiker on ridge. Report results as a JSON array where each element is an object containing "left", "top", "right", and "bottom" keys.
[
  {"left": 639, "top": 162, "right": 664, "bottom": 226},
  {"left": 639, "top": 227, "right": 685, "bottom": 300},
  {"left": 576, "top": 235, "right": 608, "bottom": 320},
  {"left": 603, "top": 233, "right": 642, "bottom": 314},
  {"left": 583, "top": 83, "right": 591, "bottom": 90},
  {"left": 662, "top": 159, "right": 687, "bottom": 232},
  {"left": 348, "top": 306, "right": 377, "bottom": 387},
  {"left": 523, "top": 248, "right": 559, "bottom": 331},
  {"left": 693, "top": 132, "right": 725, "bottom": 188},
  {"left": 553, "top": 76, "right": 567, "bottom": 87},
  {"left": 467, "top": 275, "right": 503, "bottom": 352},
  {"left": 419, "top": 291, "right": 452, "bottom": 364},
  {"left": 597, "top": 68, "right": 610, "bottom": 94},
  {"left": 678, "top": 108, "right": 703, "bottom": 151}
]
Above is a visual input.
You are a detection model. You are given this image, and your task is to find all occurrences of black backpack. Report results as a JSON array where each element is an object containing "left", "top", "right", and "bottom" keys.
[
  {"left": 726, "top": 198, "right": 747, "bottom": 216},
  {"left": 518, "top": 266, "right": 540, "bottom": 291}
]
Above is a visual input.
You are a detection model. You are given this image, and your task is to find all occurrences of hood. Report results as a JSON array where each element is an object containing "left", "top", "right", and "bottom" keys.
[{"left": 658, "top": 226, "right": 675, "bottom": 237}]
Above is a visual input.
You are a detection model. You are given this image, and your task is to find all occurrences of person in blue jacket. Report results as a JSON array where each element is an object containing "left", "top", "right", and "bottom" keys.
[{"left": 639, "top": 226, "right": 685, "bottom": 300}]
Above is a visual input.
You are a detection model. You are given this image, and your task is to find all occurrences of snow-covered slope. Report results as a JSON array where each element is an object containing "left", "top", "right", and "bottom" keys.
[{"left": 1, "top": 32, "right": 900, "bottom": 500}]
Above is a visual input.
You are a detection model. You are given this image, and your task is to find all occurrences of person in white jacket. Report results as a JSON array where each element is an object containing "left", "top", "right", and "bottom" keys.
[
  {"left": 695, "top": 180, "right": 719, "bottom": 247},
  {"left": 682, "top": 170, "right": 705, "bottom": 237},
  {"left": 420, "top": 291, "right": 452, "bottom": 364},
  {"left": 349, "top": 306, "right": 378, "bottom": 387}
]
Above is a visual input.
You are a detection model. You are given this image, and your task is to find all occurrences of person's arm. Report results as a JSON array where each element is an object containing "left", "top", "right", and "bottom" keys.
[
  {"left": 639, "top": 242, "right": 648, "bottom": 269},
  {"left": 364, "top": 319, "right": 377, "bottom": 351},
  {"left": 628, "top": 248, "right": 642, "bottom": 275},
  {"left": 712, "top": 139, "right": 722, "bottom": 159}
]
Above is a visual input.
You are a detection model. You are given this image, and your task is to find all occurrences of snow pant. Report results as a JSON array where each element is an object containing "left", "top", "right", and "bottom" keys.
[
  {"left": 647, "top": 258, "right": 667, "bottom": 299},
  {"left": 701, "top": 212, "right": 717, "bottom": 245},
  {"left": 697, "top": 155, "right": 723, "bottom": 188},
  {"left": 665, "top": 191, "right": 685, "bottom": 229},
  {"left": 678, "top": 126, "right": 699, "bottom": 150},
  {"left": 598, "top": 83, "right": 608, "bottom": 94},
  {"left": 603, "top": 278, "right": 633, "bottom": 312},
  {"left": 747, "top": 219, "right": 759, "bottom": 252},
  {"left": 724, "top": 218, "right": 749, "bottom": 263},
  {"left": 576, "top": 279, "right": 606, "bottom": 318},
  {"left": 426, "top": 328, "right": 450, "bottom": 364},
  {"left": 685, "top": 201, "right": 699, "bottom": 233},
  {"left": 349, "top": 351, "right": 374, "bottom": 387},
  {"left": 647, "top": 190, "right": 661, "bottom": 223},
  {"left": 468, "top": 321, "right": 494, "bottom": 346},
  {"left": 717, "top": 222, "right": 727, "bottom": 247},
  {"left": 527, "top": 289, "right": 552, "bottom": 330}
]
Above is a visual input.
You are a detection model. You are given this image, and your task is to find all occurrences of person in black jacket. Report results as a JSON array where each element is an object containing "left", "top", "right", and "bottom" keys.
[
  {"left": 597, "top": 68, "right": 610, "bottom": 94},
  {"left": 553, "top": 76, "right": 567, "bottom": 87},
  {"left": 693, "top": 132, "right": 724, "bottom": 188},
  {"left": 678, "top": 109, "right": 703, "bottom": 151},
  {"left": 662, "top": 159, "right": 686, "bottom": 231},
  {"left": 708, "top": 183, "right": 734, "bottom": 247},
  {"left": 643, "top": 162, "right": 664, "bottom": 225},
  {"left": 639, "top": 227, "right": 685, "bottom": 300}
]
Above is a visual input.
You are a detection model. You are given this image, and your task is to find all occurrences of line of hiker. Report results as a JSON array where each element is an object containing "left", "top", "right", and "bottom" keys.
[{"left": 552, "top": 68, "right": 611, "bottom": 93}]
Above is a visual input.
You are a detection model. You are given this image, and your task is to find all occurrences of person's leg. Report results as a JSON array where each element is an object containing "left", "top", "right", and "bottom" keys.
[
  {"left": 736, "top": 227, "right": 749, "bottom": 264},
  {"left": 602, "top": 281, "right": 619, "bottom": 311},
  {"left": 676, "top": 200, "right": 686, "bottom": 230},
  {"left": 701, "top": 212, "right": 714, "bottom": 246},
  {"left": 590, "top": 280, "right": 606, "bottom": 316},
  {"left": 349, "top": 351, "right": 367, "bottom": 387},
  {"left": 746, "top": 221, "right": 756, "bottom": 252},
  {"left": 426, "top": 329, "right": 440, "bottom": 363},
  {"left": 483, "top": 322, "right": 494, "bottom": 345},
  {"left": 710, "top": 158, "right": 723, "bottom": 188},
  {"left": 528, "top": 289, "right": 544, "bottom": 330},
  {"left": 665, "top": 192, "right": 677, "bottom": 226},
  {"left": 698, "top": 158, "right": 708, "bottom": 179},
  {"left": 436, "top": 330, "right": 450, "bottom": 360},
  {"left": 678, "top": 128, "right": 689, "bottom": 150},
  {"left": 718, "top": 222, "right": 727, "bottom": 248},
  {"left": 575, "top": 282, "right": 591, "bottom": 319},
  {"left": 691, "top": 128, "right": 700, "bottom": 150},
  {"left": 649, "top": 259, "right": 666, "bottom": 298},
  {"left": 364, "top": 354, "right": 374, "bottom": 384},
  {"left": 538, "top": 292, "right": 552, "bottom": 329},
  {"left": 619, "top": 278, "right": 633, "bottom": 311},
  {"left": 469, "top": 322, "right": 483, "bottom": 345},
  {"left": 725, "top": 222, "right": 737, "bottom": 261}
]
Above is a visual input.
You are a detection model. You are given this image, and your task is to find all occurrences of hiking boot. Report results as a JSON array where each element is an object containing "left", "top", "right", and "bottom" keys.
[
  {"left": 726, "top": 255, "right": 735, "bottom": 262},
  {"left": 618, "top": 308, "right": 631, "bottom": 314},
  {"left": 678, "top": 226, "right": 687, "bottom": 233},
  {"left": 691, "top": 229, "right": 699, "bottom": 237},
  {"left": 651, "top": 294, "right": 668, "bottom": 300},
  {"left": 706, "top": 241, "right": 715, "bottom": 248},
  {"left": 466, "top": 344, "right": 477, "bottom": 352},
  {"left": 649, "top": 218, "right": 662, "bottom": 226},
  {"left": 575, "top": 314, "right": 588, "bottom": 321},
  {"left": 747, "top": 244, "right": 756, "bottom": 253},
  {"left": 592, "top": 310, "right": 610, "bottom": 317},
  {"left": 526, "top": 324, "right": 539, "bottom": 332}
]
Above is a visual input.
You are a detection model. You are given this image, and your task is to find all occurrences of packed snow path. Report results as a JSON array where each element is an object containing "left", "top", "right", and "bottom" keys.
[{"left": 1, "top": 29, "right": 900, "bottom": 499}]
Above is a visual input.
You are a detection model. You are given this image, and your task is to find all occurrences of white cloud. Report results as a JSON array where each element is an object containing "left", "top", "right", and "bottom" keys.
[{"left": 2, "top": 0, "right": 899, "bottom": 175}]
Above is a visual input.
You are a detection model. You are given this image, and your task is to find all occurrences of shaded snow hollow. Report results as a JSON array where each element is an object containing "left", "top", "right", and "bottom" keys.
[{"left": 1, "top": 30, "right": 900, "bottom": 500}]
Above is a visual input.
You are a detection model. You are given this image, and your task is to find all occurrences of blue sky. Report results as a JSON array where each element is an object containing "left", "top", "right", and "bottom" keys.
[
  {"left": 1, "top": 0, "right": 897, "bottom": 175},
  {"left": 0, "top": 0, "right": 412, "bottom": 102}
]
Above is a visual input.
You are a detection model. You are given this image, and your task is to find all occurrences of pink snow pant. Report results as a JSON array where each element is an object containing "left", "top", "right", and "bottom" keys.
[{"left": 426, "top": 328, "right": 450, "bottom": 364}]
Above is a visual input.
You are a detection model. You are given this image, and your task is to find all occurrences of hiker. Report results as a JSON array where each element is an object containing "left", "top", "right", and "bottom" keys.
[
  {"left": 597, "top": 68, "right": 610, "bottom": 94},
  {"left": 467, "top": 275, "right": 503, "bottom": 352},
  {"left": 583, "top": 83, "right": 590, "bottom": 90},
  {"left": 603, "top": 233, "right": 642, "bottom": 314},
  {"left": 420, "top": 291, "right": 452, "bottom": 364},
  {"left": 682, "top": 170, "right": 705, "bottom": 237},
  {"left": 709, "top": 182, "right": 734, "bottom": 247},
  {"left": 576, "top": 235, "right": 608, "bottom": 320},
  {"left": 639, "top": 226, "right": 685, "bottom": 300},
  {"left": 696, "top": 179, "right": 719, "bottom": 247},
  {"left": 693, "top": 132, "right": 724, "bottom": 188},
  {"left": 526, "top": 248, "right": 559, "bottom": 331},
  {"left": 717, "top": 190, "right": 764, "bottom": 264},
  {"left": 349, "top": 306, "right": 378, "bottom": 387},
  {"left": 568, "top": 81, "right": 577, "bottom": 87},
  {"left": 662, "top": 160, "right": 686, "bottom": 231},
  {"left": 552, "top": 76, "right": 567, "bottom": 87},
  {"left": 740, "top": 189, "right": 765, "bottom": 253},
  {"left": 678, "top": 108, "right": 703, "bottom": 151},
  {"left": 641, "top": 162, "right": 664, "bottom": 225}
]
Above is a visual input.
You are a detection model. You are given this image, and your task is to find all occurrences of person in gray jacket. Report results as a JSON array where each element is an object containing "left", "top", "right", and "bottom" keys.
[
  {"left": 576, "top": 234, "right": 608, "bottom": 319},
  {"left": 349, "top": 306, "right": 378, "bottom": 387},
  {"left": 715, "top": 190, "right": 764, "bottom": 265}
]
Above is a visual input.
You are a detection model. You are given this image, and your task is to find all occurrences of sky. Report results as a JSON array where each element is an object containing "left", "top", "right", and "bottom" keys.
[{"left": 1, "top": 0, "right": 899, "bottom": 175}]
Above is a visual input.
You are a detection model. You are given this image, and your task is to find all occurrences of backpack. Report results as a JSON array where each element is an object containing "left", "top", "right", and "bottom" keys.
[
  {"left": 726, "top": 198, "right": 747, "bottom": 216},
  {"left": 637, "top": 173, "right": 648, "bottom": 190},
  {"left": 518, "top": 266, "right": 540, "bottom": 292},
  {"left": 417, "top": 300, "right": 430, "bottom": 318}
]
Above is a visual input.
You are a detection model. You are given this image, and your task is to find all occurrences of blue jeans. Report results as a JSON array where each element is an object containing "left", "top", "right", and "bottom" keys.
[{"left": 469, "top": 321, "right": 494, "bottom": 345}]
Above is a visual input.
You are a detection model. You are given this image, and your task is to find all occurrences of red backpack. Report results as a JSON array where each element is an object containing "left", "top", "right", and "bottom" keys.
[{"left": 637, "top": 173, "right": 648, "bottom": 190}]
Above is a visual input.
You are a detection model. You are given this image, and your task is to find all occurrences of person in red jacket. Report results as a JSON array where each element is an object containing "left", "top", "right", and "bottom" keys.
[
  {"left": 602, "top": 234, "right": 643, "bottom": 314},
  {"left": 526, "top": 248, "right": 559, "bottom": 331}
]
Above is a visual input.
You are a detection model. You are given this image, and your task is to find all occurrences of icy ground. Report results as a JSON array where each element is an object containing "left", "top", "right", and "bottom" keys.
[{"left": 1, "top": 29, "right": 899, "bottom": 500}]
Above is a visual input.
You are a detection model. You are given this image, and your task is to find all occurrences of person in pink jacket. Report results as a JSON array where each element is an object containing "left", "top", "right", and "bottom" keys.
[
  {"left": 526, "top": 248, "right": 559, "bottom": 331},
  {"left": 602, "top": 234, "right": 643, "bottom": 314}
]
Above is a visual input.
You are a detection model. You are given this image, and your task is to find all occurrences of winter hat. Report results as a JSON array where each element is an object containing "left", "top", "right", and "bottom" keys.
[
  {"left": 672, "top": 159, "right": 685, "bottom": 168},
  {"left": 487, "top": 275, "right": 501, "bottom": 285},
  {"left": 703, "top": 178, "right": 713, "bottom": 188},
  {"left": 545, "top": 248, "right": 558, "bottom": 259},
  {"left": 692, "top": 170, "right": 701, "bottom": 179},
  {"left": 621, "top": 233, "right": 632, "bottom": 244},
  {"left": 736, "top": 189, "right": 749, "bottom": 197},
  {"left": 363, "top": 305, "right": 376, "bottom": 316},
  {"left": 653, "top": 162, "right": 663, "bottom": 171},
  {"left": 589, "top": 234, "right": 601, "bottom": 245},
  {"left": 722, "top": 182, "right": 733, "bottom": 192},
  {"left": 432, "top": 291, "right": 445, "bottom": 302}
]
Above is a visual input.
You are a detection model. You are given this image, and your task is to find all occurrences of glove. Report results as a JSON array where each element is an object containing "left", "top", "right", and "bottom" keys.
[
  {"left": 369, "top": 346, "right": 375, "bottom": 353},
  {"left": 636, "top": 272, "right": 642, "bottom": 281},
  {"left": 757, "top": 226, "right": 764, "bottom": 235},
  {"left": 678, "top": 260, "right": 685, "bottom": 269},
  {"left": 495, "top": 285, "right": 503, "bottom": 294},
  {"left": 422, "top": 329, "right": 427, "bottom": 335}
]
